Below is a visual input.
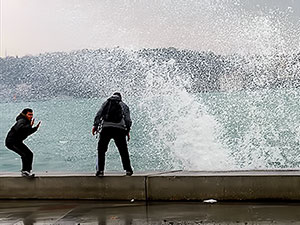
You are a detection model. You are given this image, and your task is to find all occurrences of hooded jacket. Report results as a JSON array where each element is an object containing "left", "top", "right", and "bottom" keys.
[
  {"left": 93, "top": 95, "right": 132, "bottom": 132},
  {"left": 5, "top": 114, "right": 38, "bottom": 144}
]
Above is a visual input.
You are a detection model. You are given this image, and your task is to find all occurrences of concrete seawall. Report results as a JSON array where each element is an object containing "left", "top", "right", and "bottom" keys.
[{"left": 1, "top": 170, "right": 300, "bottom": 201}]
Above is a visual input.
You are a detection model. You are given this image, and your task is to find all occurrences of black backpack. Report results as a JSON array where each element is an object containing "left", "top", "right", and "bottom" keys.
[{"left": 102, "top": 98, "right": 123, "bottom": 123}]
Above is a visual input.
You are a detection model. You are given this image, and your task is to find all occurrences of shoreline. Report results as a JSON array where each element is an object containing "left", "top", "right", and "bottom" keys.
[{"left": 1, "top": 170, "right": 300, "bottom": 201}]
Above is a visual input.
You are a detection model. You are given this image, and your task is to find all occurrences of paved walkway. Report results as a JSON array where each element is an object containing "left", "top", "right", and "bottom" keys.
[{"left": 1, "top": 200, "right": 300, "bottom": 224}]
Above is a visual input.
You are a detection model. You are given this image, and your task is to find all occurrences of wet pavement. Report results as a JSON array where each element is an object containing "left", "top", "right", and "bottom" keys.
[{"left": 0, "top": 200, "right": 300, "bottom": 224}]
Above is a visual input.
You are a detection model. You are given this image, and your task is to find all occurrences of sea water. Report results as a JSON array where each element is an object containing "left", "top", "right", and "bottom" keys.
[
  {"left": 1, "top": 88, "right": 300, "bottom": 172},
  {"left": 1, "top": 0, "right": 300, "bottom": 172}
]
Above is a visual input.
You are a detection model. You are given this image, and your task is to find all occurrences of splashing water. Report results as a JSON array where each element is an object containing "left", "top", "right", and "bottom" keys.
[{"left": 131, "top": 57, "right": 231, "bottom": 170}]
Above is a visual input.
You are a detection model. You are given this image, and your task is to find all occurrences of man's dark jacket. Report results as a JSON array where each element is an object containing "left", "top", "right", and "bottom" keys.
[
  {"left": 93, "top": 95, "right": 132, "bottom": 133},
  {"left": 5, "top": 114, "right": 38, "bottom": 144}
]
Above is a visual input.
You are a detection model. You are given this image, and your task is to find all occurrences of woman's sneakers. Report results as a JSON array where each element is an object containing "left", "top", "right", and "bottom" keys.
[
  {"left": 95, "top": 171, "right": 133, "bottom": 176},
  {"left": 96, "top": 171, "right": 104, "bottom": 177},
  {"left": 21, "top": 170, "right": 35, "bottom": 178},
  {"left": 126, "top": 170, "right": 133, "bottom": 176}
]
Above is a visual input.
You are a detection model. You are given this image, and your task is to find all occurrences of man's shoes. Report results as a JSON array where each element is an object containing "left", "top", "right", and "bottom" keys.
[
  {"left": 96, "top": 171, "right": 104, "bottom": 177},
  {"left": 126, "top": 170, "right": 133, "bottom": 176},
  {"left": 21, "top": 171, "right": 35, "bottom": 178}
]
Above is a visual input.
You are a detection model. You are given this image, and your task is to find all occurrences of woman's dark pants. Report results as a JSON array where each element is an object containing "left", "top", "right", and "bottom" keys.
[{"left": 97, "top": 127, "right": 132, "bottom": 172}]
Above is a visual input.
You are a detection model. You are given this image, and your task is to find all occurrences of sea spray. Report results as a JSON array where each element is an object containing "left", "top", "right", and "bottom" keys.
[{"left": 129, "top": 55, "right": 232, "bottom": 170}]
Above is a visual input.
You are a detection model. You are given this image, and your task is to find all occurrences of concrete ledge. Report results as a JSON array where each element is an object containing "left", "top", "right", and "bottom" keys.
[{"left": 1, "top": 170, "right": 300, "bottom": 201}]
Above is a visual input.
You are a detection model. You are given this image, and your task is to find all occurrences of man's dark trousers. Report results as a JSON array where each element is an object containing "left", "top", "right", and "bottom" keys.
[
  {"left": 97, "top": 127, "right": 132, "bottom": 172},
  {"left": 5, "top": 142, "right": 33, "bottom": 172}
]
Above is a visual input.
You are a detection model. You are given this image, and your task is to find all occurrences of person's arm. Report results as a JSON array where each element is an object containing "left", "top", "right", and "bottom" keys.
[
  {"left": 92, "top": 126, "right": 97, "bottom": 135},
  {"left": 31, "top": 118, "right": 41, "bottom": 129},
  {"left": 127, "top": 132, "right": 130, "bottom": 141},
  {"left": 19, "top": 120, "right": 40, "bottom": 136},
  {"left": 124, "top": 106, "right": 132, "bottom": 132},
  {"left": 122, "top": 103, "right": 132, "bottom": 135},
  {"left": 92, "top": 101, "right": 107, "bottom": 135}
]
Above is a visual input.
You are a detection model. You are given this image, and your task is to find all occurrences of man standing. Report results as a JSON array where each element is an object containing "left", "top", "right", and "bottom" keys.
[
  {"left": 92, "top": 92, "right": 133, "bottom": 176},
  {"left": 5, "top": 108, "right": 41, "bottom": 177}
]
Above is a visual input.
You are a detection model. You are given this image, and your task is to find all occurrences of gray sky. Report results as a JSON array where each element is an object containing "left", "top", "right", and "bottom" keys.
[{"left": 1, "top": 0, "right": 300, "bottom": 57}]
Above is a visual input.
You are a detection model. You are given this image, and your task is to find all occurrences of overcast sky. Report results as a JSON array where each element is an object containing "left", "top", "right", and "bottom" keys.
[{"left": 1, "top": 0, "right": 300, "bottom": 57}]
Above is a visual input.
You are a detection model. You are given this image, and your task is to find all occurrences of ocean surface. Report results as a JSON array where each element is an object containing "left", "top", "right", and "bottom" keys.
[{"left": 1, "top": 88, "right": 300, "bottom": 172}]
